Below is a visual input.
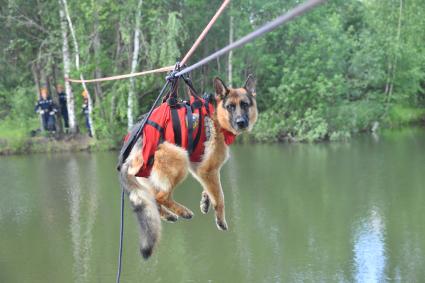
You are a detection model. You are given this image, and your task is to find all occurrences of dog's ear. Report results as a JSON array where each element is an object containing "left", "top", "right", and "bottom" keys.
[
  {"left": 214, "top": 77, "right": 229, "bottom": 99},
  {"left": 244, "top": 74, "right": 256, "bottom": 96}
]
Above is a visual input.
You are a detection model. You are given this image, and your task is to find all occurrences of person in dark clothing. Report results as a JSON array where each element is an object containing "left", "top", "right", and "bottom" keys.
[
  {"left": 81, "top": 90, "right": 93, "bottom": 137},
  {"left": 35, "top": 87, "right": 58, "bottom": 133},
  {"left": 56, "top": 85, "right": 69, "bottom": 131}
]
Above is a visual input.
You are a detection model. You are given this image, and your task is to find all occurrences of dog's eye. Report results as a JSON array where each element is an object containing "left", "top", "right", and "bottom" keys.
[
  {"left": 240, "top": 101, "right": 249, "bottom": 108},
  {"left": 226, "top": 104, "right": 235, "bottom": 111}
]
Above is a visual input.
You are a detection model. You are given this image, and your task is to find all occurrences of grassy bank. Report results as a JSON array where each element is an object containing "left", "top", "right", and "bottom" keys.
[
  {"left": 0, "top": 121, "right": 116, "bottom": 155},
  {"left": 386, "top": 105, "right": 425, "bottom": 127},
  {"left": 1, "top": 105, "right": 424, "bottom": 155},
  {"left": 251, "top": 105, "right": 425, "bottom": 143},
  {"left": 0, "top": 134, "right": 98, "bottom": 156}
]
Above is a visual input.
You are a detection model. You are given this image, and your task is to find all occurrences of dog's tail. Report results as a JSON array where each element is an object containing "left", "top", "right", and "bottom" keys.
[
  {"left": 119, "top": 164, "right": 161, "bottom": 259},
  {"left": 133, "top": 192, "right": 161, "bottom": 259}
]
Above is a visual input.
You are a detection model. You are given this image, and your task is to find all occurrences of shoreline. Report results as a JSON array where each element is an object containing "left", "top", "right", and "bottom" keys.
[
  {"left": 0, "top": 134, "right": 116, "bottom": 156},
  {"left": 1, "top": 125, "right": 424, "bottom": 156}
]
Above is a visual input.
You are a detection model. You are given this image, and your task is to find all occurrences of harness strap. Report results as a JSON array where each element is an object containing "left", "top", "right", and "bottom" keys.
[
  {"left": 205, "top": 99, "right": 210, "bottom": 116},
  {"left": 191, "top": 100, "right": 203, "bottom": 110},
  {"left": 182, "top": 76, "right": 202, "bottom": 101},
  {"left": 185, "top": 104, "right": 194, "bottom": 155},
  {"left": 202, "top": 92, "right": 215, "bottom": 116},
  {"left": 192, "top": 107, "right": 203, "bottom": 150},
  {"left": 146, "top": 120, "right": 164, "bottom": 144},
  {"left": 146, "top": 120, "right": 166, "bottom": 168},
  {"left": 171, "top": 106, "right": 182, "bottom": 146},
  {"left": 182, "top": 76, "right": 205, "bottom": 152},
  {"left": 163, "top": 78, "right": 179, "bottom": 103}
]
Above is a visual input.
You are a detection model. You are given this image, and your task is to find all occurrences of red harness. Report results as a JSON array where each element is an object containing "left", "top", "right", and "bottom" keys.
[{"left": 126, "top": 95, "right": 236, "bottom": 178}]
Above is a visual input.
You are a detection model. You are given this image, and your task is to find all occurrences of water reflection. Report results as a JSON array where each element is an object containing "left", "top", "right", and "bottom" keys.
[
  {"left": 65, "top": 155, "right": 99, "bottom": 283},
  {"left": 353, "top": 208, "right": 387, "bottom": 283},
  {"left": 2, "top": 128, "right": 425, "bottom": 283},
  {"left": 227, "top": 156, "right": 253, "bottom": 282}
]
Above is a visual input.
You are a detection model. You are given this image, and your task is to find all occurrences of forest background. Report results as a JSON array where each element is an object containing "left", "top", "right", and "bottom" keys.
[{"left": 1, "top": 0, "right": 424, "bottom": 153}]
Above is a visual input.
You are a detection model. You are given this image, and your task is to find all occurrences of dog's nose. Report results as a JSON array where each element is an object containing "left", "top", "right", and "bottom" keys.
[{"left": 236, "top": 117, "right": 248, "bottom": 129}]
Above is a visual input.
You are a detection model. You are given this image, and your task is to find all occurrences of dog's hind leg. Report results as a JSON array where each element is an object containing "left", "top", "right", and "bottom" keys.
[
  {"left": 135, "top": 176, "right": 178, "bottom": 223},
  {"left": 193, "top": 168, "right": 228, "bottom": 231},
  {"left": 159, "top": 205, "right": 179, "bottom": 222},
  {"left": 119, "top": 137, "right": 161, "bottom": 259},
  {"left": 149, "top": 142, "right": 194, "bottom": 219}
]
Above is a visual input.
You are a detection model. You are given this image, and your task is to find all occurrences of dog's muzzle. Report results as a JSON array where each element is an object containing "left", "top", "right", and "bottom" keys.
[{"left": 236, "top": 117, "right": 248, "bottom": 130}]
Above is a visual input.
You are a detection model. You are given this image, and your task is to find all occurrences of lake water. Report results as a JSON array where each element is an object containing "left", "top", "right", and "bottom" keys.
[{"left": 1, "top": 128, "right": 424, "bottom": 283}]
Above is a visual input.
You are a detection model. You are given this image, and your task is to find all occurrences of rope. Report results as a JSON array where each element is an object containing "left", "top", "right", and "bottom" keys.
[
  {"left": 66, "top": 65, "right": 174, "bottom": 83},
  {"left": 175, "top": 0, "right": 327, "bottom": 78},
  {"left": 113, "top": 2, "right": 231, "bottom": 280},
  {"left": 117, "top": 80, "right": 170, "bottom": 171},
  {"left": 115, "top": 80, "right": 170, "bottom": 283},
  {"left": 67, "top": 0, "right": 230, "bottom": 84},
  {"left": 180, "top": 0, "right": 230, "bottom": 66},
  {"left": 115, "top": 188, "right": 125, "bottom": 283},
  {"left": 114, "top": 1, "right": 326, "bottom": 281}
]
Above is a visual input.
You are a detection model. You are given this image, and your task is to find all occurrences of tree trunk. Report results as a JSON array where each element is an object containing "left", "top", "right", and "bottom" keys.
[
  {"left": 92, "top": 6, "right": 106, "bottom": 119},
  {"left": 201, "top": 42, "right": 208, "bottom": 92},
  {"left": 215, "top": 40, "right": 221, "bottom": 74},
  {"left": 50, "top": 57, "right": 58, "bottom": 93},
  {"left": 50, "top": 56, "right": 63, "bottom": 133},
  {"left": 386, "top": 0, "right": 403, "bottom": 112},
  {"left": 40, "top": 64, "right": 48, "bottom": 90},
  {"left": 127, "top": 0, "right": 143, "bottom": 130},
  {"left": 61, "top": 0, "right": 95, "bottom": 137},
  {"left": 59, "top": 0, "right": 77, "bottom": 133},
  {"left": 110, "top": 22, "right": 123, "bottom": 122},
  {"left": 31, "top": 62, "right": 44, "bottom": 130},
  {"left": 32, "top": 62, "right": 41, "bottom": 98},
  {"left": 227, "top": 11, "right": 234, "bottom": 86}
]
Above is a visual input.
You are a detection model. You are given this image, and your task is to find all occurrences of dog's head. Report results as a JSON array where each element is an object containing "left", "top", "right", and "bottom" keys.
[{"left": 214, "top": 75, "right": 258, "bottom": 135}]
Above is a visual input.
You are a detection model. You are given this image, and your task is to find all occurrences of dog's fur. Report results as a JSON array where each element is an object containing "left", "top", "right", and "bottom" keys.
[{"left": 119, "top": 75, "right": 258, "bottom": 259}]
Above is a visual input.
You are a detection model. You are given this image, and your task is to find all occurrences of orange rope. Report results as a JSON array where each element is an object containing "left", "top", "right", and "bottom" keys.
[
  {"left": 180, "top": 0, "right": 230, "bottom": 65},
  {"left": 66, "top": 65, "right": 174, "bottom": 83},
  {"left": 66, "top": 0, "right": 230, "bottom": 84}
]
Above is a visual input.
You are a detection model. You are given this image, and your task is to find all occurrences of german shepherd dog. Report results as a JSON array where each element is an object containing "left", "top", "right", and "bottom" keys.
[{"left": 119, "top": 75, "right": 258, "bottom": 259}]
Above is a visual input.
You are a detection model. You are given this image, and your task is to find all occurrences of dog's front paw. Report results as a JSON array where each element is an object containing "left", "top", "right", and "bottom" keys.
[
  {"left": 200, "top": 192, "right": 210, "bottom": 214},
  {"left": 215, "top": 218, "right": 228, "bottom": 231}
]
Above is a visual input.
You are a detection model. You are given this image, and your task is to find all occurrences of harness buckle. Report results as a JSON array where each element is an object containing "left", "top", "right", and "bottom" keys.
[
  {"left": 165, "top": 61, "right": 182, "bottom": 81},
  {"left": 167, "top": 97, "right": 178, "bottom": 107},
  {"left": 191, "top": 100, "right": 203, "bottom": 109},
  {"left": 202, "top": 92, "right": 216, "bottom": 107}
]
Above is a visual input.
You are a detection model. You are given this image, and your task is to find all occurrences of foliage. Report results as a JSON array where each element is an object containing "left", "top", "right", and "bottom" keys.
[
  {"left": 1, "top": 0, "right": 425, "bottom": 147},
  {"left": 387, "top": 105, "right": 425, "bottom": 126}
]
